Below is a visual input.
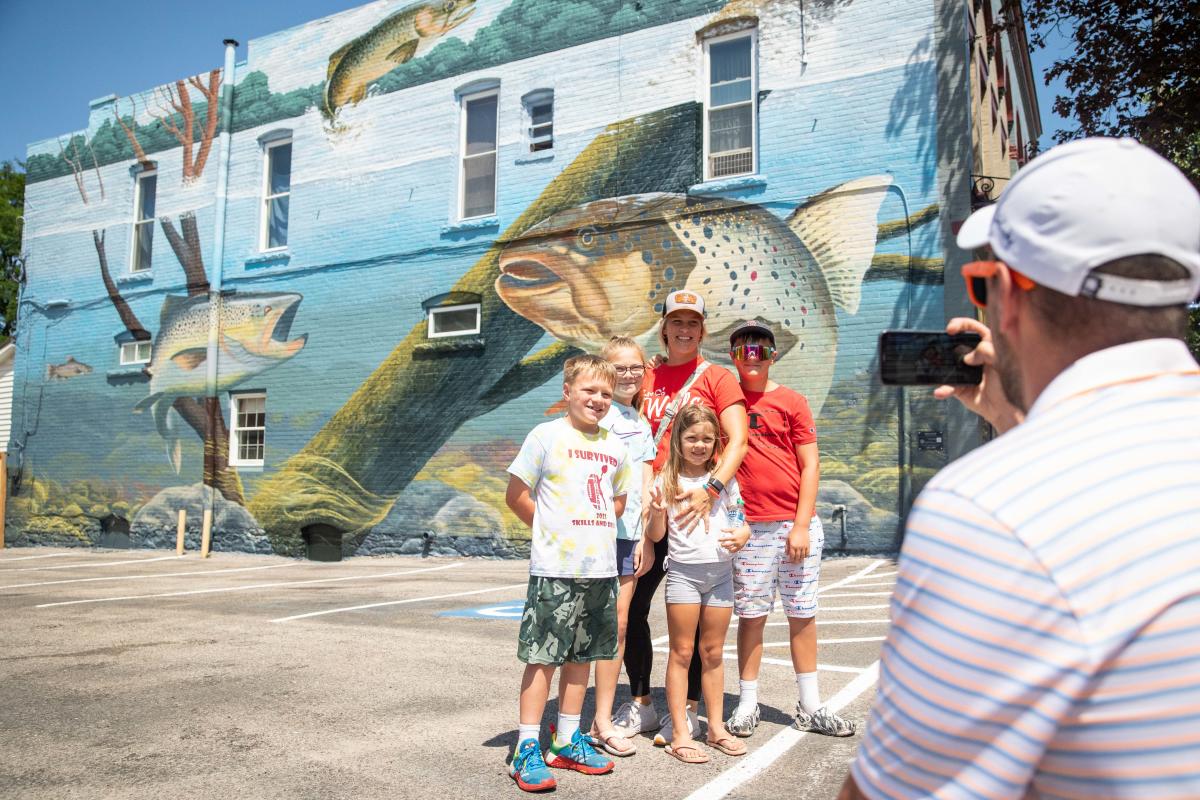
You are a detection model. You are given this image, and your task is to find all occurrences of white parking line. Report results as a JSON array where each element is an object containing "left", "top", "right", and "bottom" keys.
[
  {"left": 684, "top": 661, "right": 881, "bottom": 800},
  {"left": 818, "top": 604, "right": 891, "bottom": 611},
  {"left": 770, "top": 619, "right": 890, "bottom": 626},
  {"left": 0, "top": 552, "right": 73, "bottom": 561},
  {"left": 816, "top": 560, "right": 887, "bottom": 593},
  {"left": 866, "top": 570, "right": 897, "bottom": 578},
  {"left": 270, "top": 581, "right": 528, "bottom": 623},
  {"left": 35, "top": 562, "right": 462, "bottom": 608},
  {"left": 847, "top": 580, "right": 898, "bottom": 588},
  {"left": 1, "top": 554, "right": 186, "bottom": 573},
  {"left": 724, "top": 636, "right": 886, "bottom": 648},
  {"left": 820, "top": 592, "right": 893, "bottom": 598},
  {"left": 652, "top": 646, "right": 863, "bottom": 674},
  {"left": 0, "top": 562, "right": 299, "bottom": 590}
]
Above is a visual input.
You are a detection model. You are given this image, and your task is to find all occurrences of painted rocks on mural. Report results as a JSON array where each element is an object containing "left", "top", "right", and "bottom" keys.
[{"left": 496, "top": 176, "right": 891, "bottom": 417}]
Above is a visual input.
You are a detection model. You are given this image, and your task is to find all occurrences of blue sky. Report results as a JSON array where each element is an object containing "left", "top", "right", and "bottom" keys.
[{"left": 0, "top": 0, "right": 1072, "bottom": 166}]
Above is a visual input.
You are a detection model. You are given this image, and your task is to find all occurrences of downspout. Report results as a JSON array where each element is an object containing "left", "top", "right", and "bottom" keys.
[{"left": 204, "top": 39, "right": 238, "bottom": 516}]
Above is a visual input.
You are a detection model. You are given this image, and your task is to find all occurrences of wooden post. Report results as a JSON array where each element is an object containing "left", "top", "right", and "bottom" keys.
[
  {"left": 176, "top": 509, "right": 186, "bottom": 555},
  {"left": 200, "top": 508, "right": 212, "bottom": 558},
  {"left": 0, "top": 452, "right": 7, "bottom": 550}
]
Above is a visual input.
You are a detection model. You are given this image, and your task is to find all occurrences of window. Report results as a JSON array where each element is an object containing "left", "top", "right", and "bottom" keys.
[
  {"left": 131, "top": 171, "right": 157, "bottom": 272},
  {"left": 230, "top": 393, "right": 266, "bottom": 467},
  {"left": 523, "top": 90, "right": 554, "bottom": 153},
  {"left": 119, "top": 341, "right": 152, "bottom": 365},
  {"left": 460, "top": 91, "right": 498, "bottom": 218},
  {"left": 260, "top": 140, "right": 292, "bottom": 250},
  {"left": 705, "top": 33, "right": 757, "bottom": 179},
  {"left": 428, "top": 302, "right": 482, "bottom": 338}
]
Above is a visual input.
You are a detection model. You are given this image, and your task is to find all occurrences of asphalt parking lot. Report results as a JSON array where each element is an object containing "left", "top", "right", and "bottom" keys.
[{"left": 0, "top": 547, "right": 896, "bottom": 800}]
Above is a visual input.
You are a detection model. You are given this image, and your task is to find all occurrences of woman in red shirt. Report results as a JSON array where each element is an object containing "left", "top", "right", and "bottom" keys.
[{"left": 611, "top": 290, "right": 749, "bottom": 744}]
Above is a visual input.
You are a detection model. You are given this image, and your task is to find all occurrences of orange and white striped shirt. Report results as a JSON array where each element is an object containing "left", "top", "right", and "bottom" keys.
[{"left": 852, "top": 338, "right": 1200, "bottom": 799}]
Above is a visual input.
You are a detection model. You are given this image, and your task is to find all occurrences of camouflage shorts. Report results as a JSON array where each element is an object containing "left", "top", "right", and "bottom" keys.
[{"left": 517, "top": 576, "right": 618, "bottom": 665}]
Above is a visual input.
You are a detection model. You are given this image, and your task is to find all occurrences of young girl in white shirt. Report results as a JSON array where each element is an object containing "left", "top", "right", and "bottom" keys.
[
  {"left": 646, "top": 403, "right": 750, "bottom": 764},
  {"left": 589, "top": 336, "right": 657, "bottom": 757}
]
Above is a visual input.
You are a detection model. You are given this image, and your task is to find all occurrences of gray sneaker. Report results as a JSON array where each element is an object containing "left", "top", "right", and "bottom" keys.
[
  {"left": 726, "top": 704, "right": 760, "bottom": 737},
  {"left": 612, "top": 700, "right": 660, "bottom": 736},
  {"left": 653, "top": 708, "right": 700, "bottom": 746},
  {"left": 793, "top": 705, "right": 856, "bottom": 737}
]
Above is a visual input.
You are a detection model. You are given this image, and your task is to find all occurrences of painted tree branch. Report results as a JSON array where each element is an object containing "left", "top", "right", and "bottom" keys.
[
  {"left": 876, "top": 202, "right": 939, "bottom": 242},
  {"left": 172, "top": 397, "right": 244, "bottom": 505},
  {"left": 470, "top": 342, "right": 583, "bottom": 419},
  {"left": 159, "top": 212, "right": 210, "bottom": 295},
  {"left": 58, "top": 138, "right": 89, "bottom": 205},
  {"left": 113, "top": 97, "right": 152, "bottom": 168},
  {"left": 94, "top": 231, "right": 148, "bottom": 339},
  {"left": 187, "top": 70, "right": 222, "bottom": 179}
]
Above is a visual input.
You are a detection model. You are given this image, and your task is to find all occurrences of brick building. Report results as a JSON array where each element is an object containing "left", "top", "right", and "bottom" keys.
[{"left": 11, "top": 0, "right": 1039, "bottom": 558}]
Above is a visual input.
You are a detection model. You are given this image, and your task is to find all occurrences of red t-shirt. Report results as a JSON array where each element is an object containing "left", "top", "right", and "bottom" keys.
[
  {"left": 641, "top": 358, "right": 745, "bottom": 471},
  {"left": 736, "top": 385, "right": 818, "bottom": 522}
]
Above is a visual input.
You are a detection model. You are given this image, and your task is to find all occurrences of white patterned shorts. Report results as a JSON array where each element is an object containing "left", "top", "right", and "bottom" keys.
[{"left": 733, "top": 517, "right": 824, "bottom": 619}]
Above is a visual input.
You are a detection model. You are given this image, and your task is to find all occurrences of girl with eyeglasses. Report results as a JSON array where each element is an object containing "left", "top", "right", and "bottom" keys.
[{"left": 587, "top": 336, "right": 657, "bottom": 757}]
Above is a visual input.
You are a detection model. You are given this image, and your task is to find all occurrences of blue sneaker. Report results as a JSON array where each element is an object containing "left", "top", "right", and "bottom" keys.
[
  {"left": 509, "top": 738, "right": 556, "bottom": 792},
  {"left": 545, "top": 726, "right": 615, "bottom": 775}
]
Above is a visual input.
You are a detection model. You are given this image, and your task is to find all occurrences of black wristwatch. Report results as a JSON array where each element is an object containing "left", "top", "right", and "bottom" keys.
[{"left": 705, "top": 477, "right": 724, "bottom": 497}]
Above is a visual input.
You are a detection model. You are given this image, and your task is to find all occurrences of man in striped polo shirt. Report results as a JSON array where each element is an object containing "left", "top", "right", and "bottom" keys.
[{"left": 842, "top": 138, "right": 1200, "bottom": 799}]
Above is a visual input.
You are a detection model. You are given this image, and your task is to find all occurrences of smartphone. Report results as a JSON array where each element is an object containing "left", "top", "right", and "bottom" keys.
[{"left": 879, "top": 330, "right": 983, "bottom": 386}]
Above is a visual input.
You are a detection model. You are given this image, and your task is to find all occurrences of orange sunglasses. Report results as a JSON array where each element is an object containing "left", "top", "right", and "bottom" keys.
[{"left": 962, "top": 260, "right": 1035, "bottom": 308}]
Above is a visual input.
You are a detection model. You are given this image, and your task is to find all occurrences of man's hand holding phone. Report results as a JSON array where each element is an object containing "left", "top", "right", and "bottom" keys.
[{"left": 933, "top": 318, "right": 1024, "bottom": 434}]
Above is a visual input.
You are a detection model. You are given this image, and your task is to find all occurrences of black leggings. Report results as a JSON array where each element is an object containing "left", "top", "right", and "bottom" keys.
[{"left": 624, "top": 533, "right": 702, "bottom": 702}]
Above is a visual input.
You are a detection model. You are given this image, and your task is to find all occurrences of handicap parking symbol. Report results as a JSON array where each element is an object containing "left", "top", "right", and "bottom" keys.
[{"left": 441, "top": 601, "right": 525, "bottom": 620}]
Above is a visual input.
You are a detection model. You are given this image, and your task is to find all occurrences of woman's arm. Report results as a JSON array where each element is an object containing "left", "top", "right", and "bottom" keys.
[{"left": 673, "top": 400, "right": 749, "bottom": 531}]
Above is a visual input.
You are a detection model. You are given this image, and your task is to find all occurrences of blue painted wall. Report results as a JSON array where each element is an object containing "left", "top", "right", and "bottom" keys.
[{"left": 12, "top": 0, "right": 956, "bottom": 555}]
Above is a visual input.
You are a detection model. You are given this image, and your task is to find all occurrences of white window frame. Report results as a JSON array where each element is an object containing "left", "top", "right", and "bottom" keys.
[
  {"left": 259, "top": 139, "right": 292, "bottom": 252},
  {"left": 459, "top": 89, "right": 499, "bottom": 220},
  {"left": 702, "top": 30, "right": 759, "bottom": 181},
  {"left": 427, "top": 302, "right": 482, "bottom": 339},
  {"left": 523, "top": 89, "right": 554, "bottom": 153},
  {"left": 119, "top": 340, "right": 152, "bottom": 365},
  {"left": 229, "top": 392, "right": 267, "bottom": 467},
  {"left": 130, "top": 170, "right": 157, "bottom": 273}
]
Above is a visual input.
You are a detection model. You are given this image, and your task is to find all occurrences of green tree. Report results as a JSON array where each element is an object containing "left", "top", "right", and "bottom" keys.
[
  {"left": 0, "top": 161, "right": 24, "bottom": 341},
  {"left": 1005, "top": 0, "right": 1200, "bottom": 187}
]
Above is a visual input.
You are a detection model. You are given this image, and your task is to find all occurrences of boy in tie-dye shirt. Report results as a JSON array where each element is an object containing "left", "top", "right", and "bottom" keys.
[{"left": 504, "top": 355, "right": 633, "bottom": 792}]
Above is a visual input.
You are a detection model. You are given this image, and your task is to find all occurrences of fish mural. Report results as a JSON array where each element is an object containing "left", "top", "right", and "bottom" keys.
[
  {"left": 46, "top": 356, "right": 93, "bottom": 381},
  {"left": 322, "top": 0, "right": 477, "bottom": 122},
  {"left": 133, "top": 292, "right": 308, "bottom": 471},
  {"left": 496, "top": 177, "right": 891, "bottom": 417}
]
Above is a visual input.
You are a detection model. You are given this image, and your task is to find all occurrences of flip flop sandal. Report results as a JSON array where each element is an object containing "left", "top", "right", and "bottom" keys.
[
  {"left": 664, "top": 744, "right": 710, "bottom": 764},
  {"left": 705, "top": 736, "right": 747, "bottom": 757},
  {"left": 590, "top": 728, "right": 637, "bottom": 757}
]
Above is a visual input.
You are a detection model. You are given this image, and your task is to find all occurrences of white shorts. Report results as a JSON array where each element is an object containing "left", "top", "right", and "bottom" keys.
[{"left": 733, "top": 517, "right": 824, "bottom": 619}]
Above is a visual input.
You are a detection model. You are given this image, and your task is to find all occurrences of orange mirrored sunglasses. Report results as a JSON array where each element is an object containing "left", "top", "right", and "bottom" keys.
[{"left": 962, "top": 260, "right": 1036, "bottom": 308}]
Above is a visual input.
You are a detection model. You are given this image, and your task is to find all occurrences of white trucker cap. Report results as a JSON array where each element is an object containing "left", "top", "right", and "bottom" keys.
[{"left": 957, "top": 138, "right": 1200, "bottom": 306}]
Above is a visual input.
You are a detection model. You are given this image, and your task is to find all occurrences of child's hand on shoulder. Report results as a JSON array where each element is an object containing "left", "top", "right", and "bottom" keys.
[{"left": 719, "top": 523, "right": 751, "bottom": 554}]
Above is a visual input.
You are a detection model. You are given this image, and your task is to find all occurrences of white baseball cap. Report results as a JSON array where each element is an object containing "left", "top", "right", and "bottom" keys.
[
  {"left": 662, "top": 289, "right": 706, "bottom": 317},
  {"left": 957, "top": 138, "right": 1200, "bottom": 306}
]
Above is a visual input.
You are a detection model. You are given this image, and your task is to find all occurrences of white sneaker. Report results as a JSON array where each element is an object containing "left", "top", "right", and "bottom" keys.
[
  {"left": 653, "top": 708, "right": 700, "bottom": 746},
  {"left": 612, "top": 700, "right": 660, "bottom": 736}
]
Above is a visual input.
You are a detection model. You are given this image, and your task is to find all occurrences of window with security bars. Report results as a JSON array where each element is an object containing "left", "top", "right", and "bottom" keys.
[
  {"left": 705, "top": 34, "right": 757, "bottom": 180},
  {"left": 131, "top": 171, "right": 156, "bottom": 272},
  {"left": 461, "top": 90, "right": 498, "bottom": 218},
  {"left": 230, "top": 393, "right": 266, "bottom": 467},
  {"left": 524, "top": 90, "right": 554, "bottom": 153},
  {"left": 260, "top": 140, "right": 292, "bottom": 250}
]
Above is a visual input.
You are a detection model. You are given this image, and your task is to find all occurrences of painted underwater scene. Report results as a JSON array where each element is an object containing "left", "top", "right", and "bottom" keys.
[{"left": 13, "top": 0, "right": 951, "bottom": 556}]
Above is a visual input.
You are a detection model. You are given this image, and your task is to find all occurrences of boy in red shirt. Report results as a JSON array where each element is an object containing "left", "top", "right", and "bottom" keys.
[{"left": 724, "top": 320, "right": 856, "bottom": 738}]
